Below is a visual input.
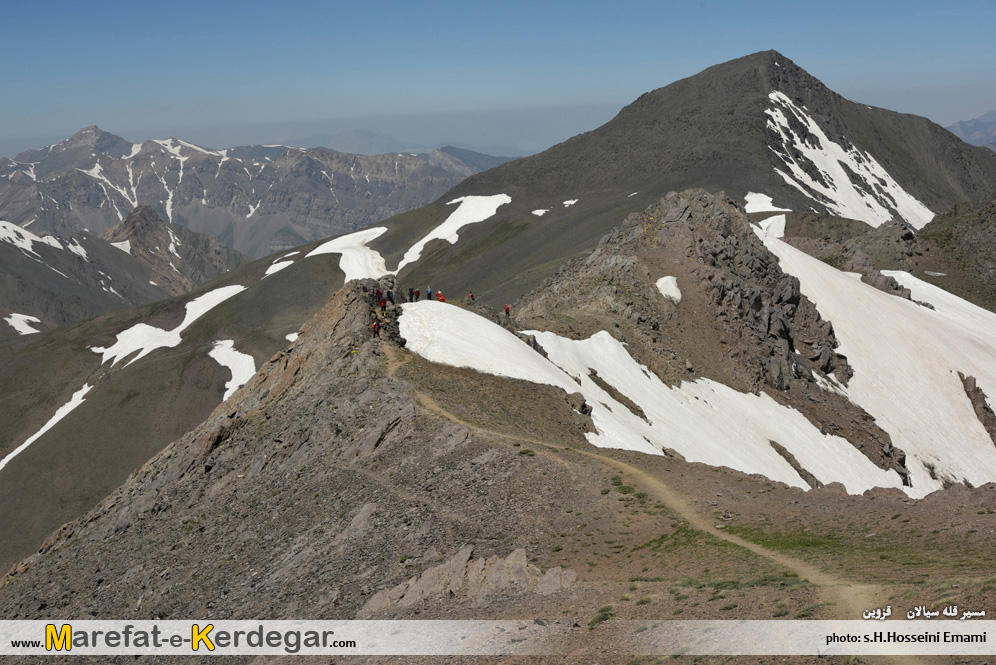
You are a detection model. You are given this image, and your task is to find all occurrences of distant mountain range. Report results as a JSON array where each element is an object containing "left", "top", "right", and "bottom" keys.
[
  {"left": 0, "top": 130, "right": 511, "bottom": 257},
  {"left": 947, "top": 109, "right": 996, "bottom": 151}
]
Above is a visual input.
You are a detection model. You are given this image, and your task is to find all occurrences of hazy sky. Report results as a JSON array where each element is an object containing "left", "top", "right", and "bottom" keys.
[{"left": 2, "top": 0, "right": 995, "bottom": 157}]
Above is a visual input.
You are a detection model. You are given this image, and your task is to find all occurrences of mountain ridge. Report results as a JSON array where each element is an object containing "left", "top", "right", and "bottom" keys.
[{"left": 0, "top": 129, "right": 507, "bottom": 257}]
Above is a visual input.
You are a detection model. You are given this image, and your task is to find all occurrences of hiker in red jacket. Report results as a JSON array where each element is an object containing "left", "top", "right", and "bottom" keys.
[
  {"left": 436, "top": 291, "right": 446, "bottom": 303},
  {"left": 504, "top": 304, "right": 510, "bottom": 319},
  {"left": 371, "top": 318, "right": 380, "bottom": 339},
  {"left": 379, "top": 298, "right": 387, "bottom": 315},
  {"left": 468, "top": 291, "right": 475, "bottom": 301}
]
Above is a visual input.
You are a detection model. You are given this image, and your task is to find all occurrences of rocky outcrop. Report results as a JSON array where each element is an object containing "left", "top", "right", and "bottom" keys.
[
  {"left": 516, "top": 189, "right": 910, "bottom": 482},
  {"left": 99, "top": 205, "right": 248, "bottom": 296},
  {"left": 360, "top": 545, "right": 576, "bottom": 616},
  {"left": 960, "top": 373, "right": 996, "bottom": 447}
]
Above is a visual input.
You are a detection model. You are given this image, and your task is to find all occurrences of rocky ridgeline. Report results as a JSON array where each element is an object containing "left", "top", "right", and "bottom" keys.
[
  {"left": 517, "top": 189, "right": 909, "bottom": 482},
  {"left": 1, "top": 275, "right": 586, "bottom": 624}
]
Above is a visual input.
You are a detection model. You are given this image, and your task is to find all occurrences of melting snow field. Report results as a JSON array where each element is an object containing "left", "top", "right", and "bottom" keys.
[
  {"left": 744, "top": 192, "right": 790, "bottom": 214},
  {"left": 395, "top": 194, "right": 511, "bottom": 272},
  {"left": 306, "top": 227, "right": 389, "bottom": 282},
  {"left": 399, "top": 301, "right": 905, "bottom": 494},
  {"left": 277, "top": 194, "right": 512, "bottom": 284},
  {"left": 765, "top": 91, "right": 934, "bottom": 229},
  {"left": 4, "top": 313, "right": 41, "bottom": 335},
  {"left": 208, "top": 340, "right": 257, "bottom": 400},
  {"left": 110, "top": 240, "right": 132, "bottom": 254},
  {"left": 756, "top": 225, "right": 996, "bottom": 497},
  {"left": 0, "top": 383, "right": 93, "bottom": 475},
  {"left": 91, "top": 285, "right": 247, "bottom": 367}
]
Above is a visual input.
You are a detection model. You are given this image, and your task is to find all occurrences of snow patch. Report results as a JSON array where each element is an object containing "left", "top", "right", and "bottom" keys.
[
  {"left": 395, "top": 194, "right": 511, "bottom": 272},
  {"left": 765, "top": 91, "right": 934, "bottom": 229},
  {"left": 4, "top": 313, "right": 41, "bottom": 335},
  {"left": 263, "top": 259, "right": 294, "bottom": 277},
  {"left": 532, "top": 209, "right": 549, "bottom": 217},
  {"left": 0, "top": 383, "right": 93, "bottom": 475},
  {"left": 285, "top": 332, "right": 299, "bottom": 342},
  {"left": 563, "top": 199, "right": 578, "bottom": 207},
  {"left": 209, "top": 340, "right": 257, "bottom": 400},
  {"left": 166, "top": 227, "right": 182, "bottom": 258},
  {"left": 656, "top": 276, "right": 682, "bottom": 304},
  {"left": 110, "top": 239, "right": 131, "bottom": 254},
  {"left": 306, "top": 226, "right": 389, "bottom": 282},
  {"left": 744, "top": 192, "right": 790, "bottom": 214},
  {"left": 67, "top": 238, "right": 88, "bottom": 261},
  {"left": 91, "top": 285, "right": 246, "bottom": 367},
  {"left": 0, "top": 220, "right": 66, "bottom": 256},
  {"left": 758, "top": 214, "right": 787, "bottom": 239}
]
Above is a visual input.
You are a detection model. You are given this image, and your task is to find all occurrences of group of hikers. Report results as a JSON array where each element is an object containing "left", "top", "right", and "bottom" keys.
[{"left": 370, "top": 284, "right": 511, "bottom": 339}]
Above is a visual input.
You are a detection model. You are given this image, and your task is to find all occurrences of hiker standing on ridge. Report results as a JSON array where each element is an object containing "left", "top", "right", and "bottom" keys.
[
  {"left": 427, "top": 286, "right": 432, "bottom": 301},
  {"left": 387, "top": 289, "right": 395, "bottom": 305},
  {"left": 468, "top": 291, "right": 475, "bottom": 301},
  {"left": 408, "top": 287, "right": 414, "bottom": 303},
  {"left": 415, "top": 289, "right": 421, "bottom": 301},
  {"left": 371, "top": 318, "right": 380, "bottom": 339},
  {"left": 504, "top": 304, "right": 510, "bottom": 319}
]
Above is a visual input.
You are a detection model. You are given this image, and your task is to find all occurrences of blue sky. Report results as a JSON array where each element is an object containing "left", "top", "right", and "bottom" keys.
[{"left": 2, "top": 0, "right": 995, "bottom": 156}]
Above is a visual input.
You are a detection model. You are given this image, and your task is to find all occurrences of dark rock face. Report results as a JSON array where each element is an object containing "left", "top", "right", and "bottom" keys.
[
  {"left": 960, "top": 372, "right": 996, "bottom": 448},
  {"left": 516, "top": 190, "right": 909, "bottom": 481}
]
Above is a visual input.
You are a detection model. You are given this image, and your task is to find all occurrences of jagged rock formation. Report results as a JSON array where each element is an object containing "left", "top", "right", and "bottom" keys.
[
  {"left": 99, "top": 205, "right": 248, "bottom": 297},
  {"left": 516, "top": 190, "right": 909, "bottom": 481},
  {"left": 960, "top": 373, "right": 996, "bottom": 448}
]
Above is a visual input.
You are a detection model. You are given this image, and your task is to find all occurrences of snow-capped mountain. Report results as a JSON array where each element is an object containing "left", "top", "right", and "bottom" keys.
[
  {"left": 369, "top": 51, "right": 996, "bottom": 308},
  {"left": 0, "top": 128, "right": 506, "bottom": 257}
]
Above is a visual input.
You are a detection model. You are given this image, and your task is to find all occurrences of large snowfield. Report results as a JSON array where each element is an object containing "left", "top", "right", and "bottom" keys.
[
  {"left": 755, "top": 224, "right": 996, "bottom": 497},
  {"left": 400, "top": 301, "right": 905, "bottom": 494}
]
